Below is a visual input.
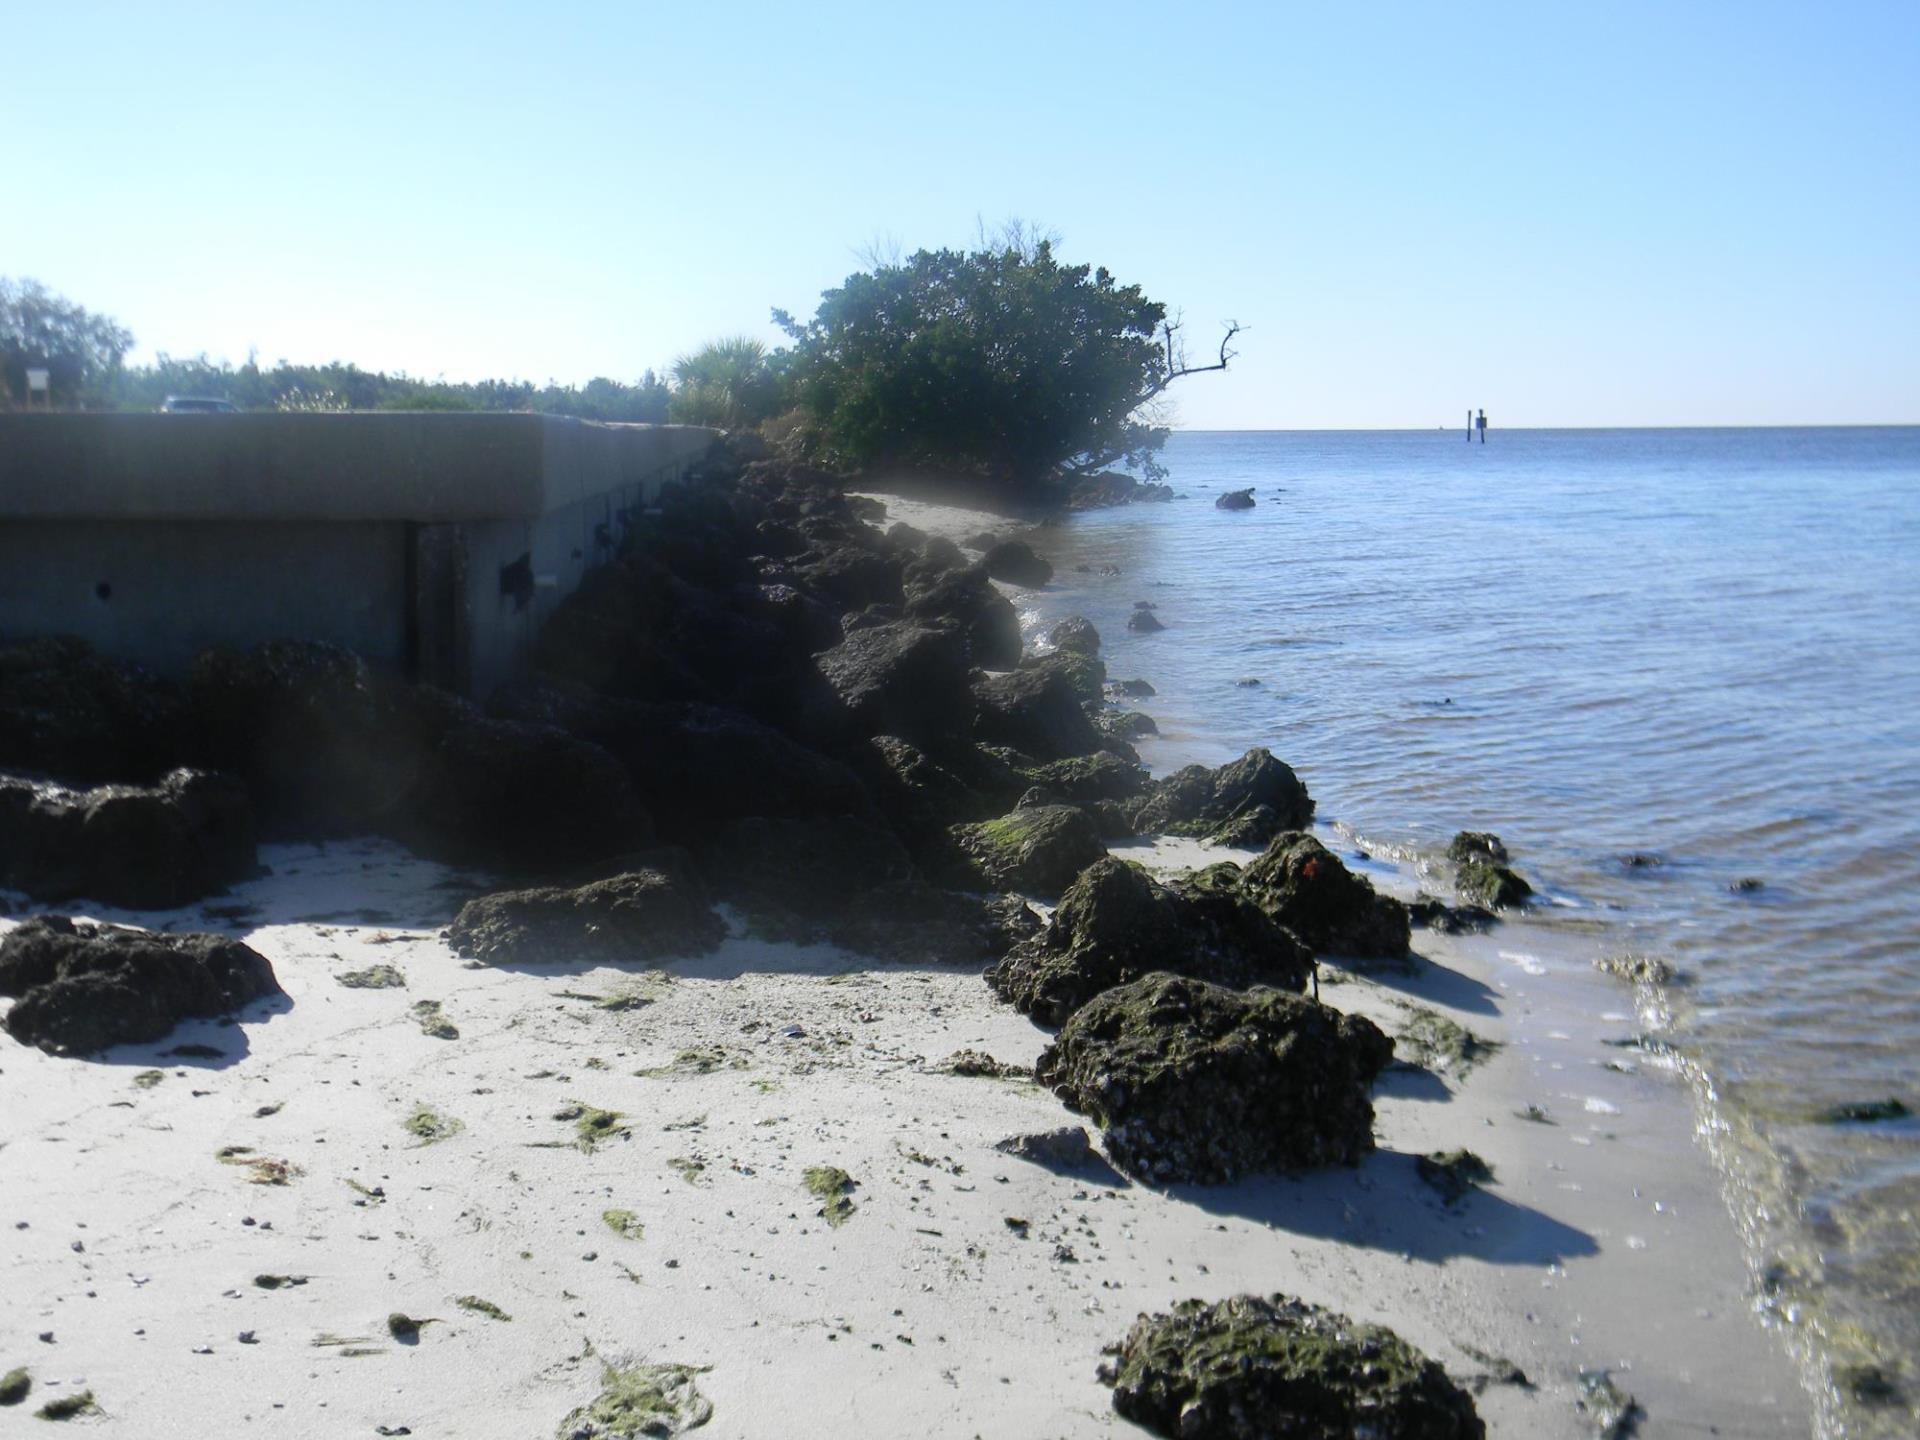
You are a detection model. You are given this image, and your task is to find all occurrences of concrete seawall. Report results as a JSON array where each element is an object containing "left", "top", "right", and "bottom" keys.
[{"left": 0, "top": 412, "right": 719, "bottom": 696}]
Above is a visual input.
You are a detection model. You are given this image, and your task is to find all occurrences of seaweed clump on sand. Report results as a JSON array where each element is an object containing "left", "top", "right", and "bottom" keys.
[
  {"left": 36, "top": 1389, "right": 99, "bottom": 1421},
  {"left": 1395, "top": 1006, "right": 1501, "bottom": 1078},
  {"left": 559, "top": 1362, "right": 713, "bottom": 1438},
  {"left": 404, "top": 1105, "right": 463, "bottom": 1145},
  {"left": 455, "top": 1295, "right": 511, "bottom": 1322},
  {"left": 0, "top": 1367, "right": 30, "bottom": 1406},
  {"left": 1101, "top": 1293, "right": 1484, "bottom": 1439},
  {"left": 803, "top": 1166, "right": 857, "bottom": 1227},
  {"left": 555, "top": 1102, "right": 629, "bottom": 1151},
  {"left": 1036, "top": 973, "right": 1392, "bottom": 1185}
]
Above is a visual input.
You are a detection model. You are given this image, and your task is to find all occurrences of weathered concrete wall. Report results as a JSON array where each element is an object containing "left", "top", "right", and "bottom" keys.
[
  {"left": 0, "top": 519, "right": 411, "bottom": 677},
  {"left": 0, "top": 413, "right": 718, "bottom": 696}
]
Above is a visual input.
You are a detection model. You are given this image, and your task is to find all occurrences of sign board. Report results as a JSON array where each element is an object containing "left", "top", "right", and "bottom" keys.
[{"left": 25, "top": 368, "right": 49, "bottom": 393}]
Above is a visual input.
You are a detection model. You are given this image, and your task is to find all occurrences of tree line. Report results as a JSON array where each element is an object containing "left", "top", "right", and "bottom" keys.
[{"left": 4, "top": 232, "right": 1235, "bottom": 491}]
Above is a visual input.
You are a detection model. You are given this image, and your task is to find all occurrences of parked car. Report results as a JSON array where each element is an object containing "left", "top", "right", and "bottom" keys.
[{"left": 158, "top": 396, "right": 240, "bottom": 413}]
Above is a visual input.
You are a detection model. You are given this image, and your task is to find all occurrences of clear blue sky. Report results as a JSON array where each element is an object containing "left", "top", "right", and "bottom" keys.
[{"left": 7, "top": 1, "right": 1916, "bottom": 427}]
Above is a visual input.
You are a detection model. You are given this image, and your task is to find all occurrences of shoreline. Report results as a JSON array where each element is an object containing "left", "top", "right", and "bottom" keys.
[{"left": 0, "top": 476, "right": 1809, "bottom": 1437}]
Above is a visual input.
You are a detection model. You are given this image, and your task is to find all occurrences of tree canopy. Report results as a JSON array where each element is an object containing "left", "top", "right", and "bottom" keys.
[
  {"left": 1, "top": 278, "right": 133, "bottom": 407},
  {"left": 774, "top": 237, "right": 1227, "bottom": 485}
]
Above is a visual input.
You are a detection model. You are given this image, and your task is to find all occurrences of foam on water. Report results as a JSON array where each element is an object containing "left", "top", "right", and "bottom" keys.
[{"left": 1003, "top": 427, "right": 1920, "bottom": 1437}]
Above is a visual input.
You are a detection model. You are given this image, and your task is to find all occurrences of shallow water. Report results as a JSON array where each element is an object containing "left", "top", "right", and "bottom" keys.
[{"left": 1010, "top": 427, "right": 1920, "bottom": 1433}]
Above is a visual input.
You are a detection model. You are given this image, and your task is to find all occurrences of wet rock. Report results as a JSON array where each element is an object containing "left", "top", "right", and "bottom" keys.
[
  {"left": 1048, "top": 617, "right": 1101, "bottom": 657},
  {"left": 446, "top": 853, "right": 724, "bottom": 966},
  {"left": 1454, "top": 858, "right": 1532, "bottom": 911},
  {"left": 1214, "top": 487, "right": 1256, "bottom": 510},
  {"left": 699, "top": 816, "right": 913, "bottom": 929},
  {"left": 971, "top": 666, "right": 1104, "bottom": 760},
  {"left": 0, "top": 636, "right": 187, "bottom": 784},
  {"left": 1096, "top": 710, "right": 1159, "bottom": 742},
  {"left": 1102, "top": 1293, "right": 1484, "bottom": 1439},
  {"left": 990, "top": 859, "right": 1313, "bottom": 1026},
  {"left": 1241, "top": 832, "right": 1412, "bottom": 960},
  {"left": 1407, "top": 895, "right": 1497, "bottom": 935},
  {"left": 1127, "top": 606, "right": 1166, "bottom": 633},
  {"left": 1036, "top": 973, "right": 1392, "bottom": 1183},
  {"left": 812, "top": 621, "right": 974, "bottom": 746},
  {"left": 1131, "top": 748, "right": 1314, "bottom": 845},
  {"left": 0, "top": 767, "right": 256, "bottom": 909},
  {"left": 901, "top": 562, "right": 1022, "bottom": 668},
  {"left": 951, "top": 804, "right": 1106, "bottom": 897},
  {"left": 980, "top": 539, "right": 1052, "bottom": 588},
  {"left": 400, "top": 717, "right": 651, "bottom": 870},
  {"left": 1592, "top": 953, "right": 1674, "bottom": 985},
  {"left": 1446, "top": 831, "right": 1509, "bottom": 865},
  {"left": 1018, "top": 649, "right": 1107, "bottom": 706},
  {"left": 1109, "top": 678, "right": 1157, "bottom": 698},
  {"left": 1016, "top": 752, "right": 1150, "bottom": 807},
  {"left": 0, "top": 916, "right": 283, "bottom": 1057}
]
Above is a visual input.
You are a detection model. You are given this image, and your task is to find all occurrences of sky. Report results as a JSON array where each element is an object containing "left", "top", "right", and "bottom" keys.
[{"left": 6, "top": 1, "right": 1917, "bottom": 428}]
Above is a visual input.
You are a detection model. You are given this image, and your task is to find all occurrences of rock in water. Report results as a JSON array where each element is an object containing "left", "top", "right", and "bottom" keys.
[
  {"left": 989, "top": 858, "right": 1312, "bottom": 1026},
  {"left": 950, "top": 805, "right": 1107, "bottom": 898},
  {"left": 1047, "top": 616, "right": 1102, "bottom": 657},
  {"left": 1036, "top": 973, "right": 1392, "bottom": 1184},
  {"left": 1127, "top": 607, "right": 1167, "bottom": 633},
  {"left": 1446, "top": 831, "right": 1509, "bottom": 865},
  {"left": 1444, "top": 831, "right": 1531, "bottom": 909},
  {"left": 0, "top": 768, "right": 256, "bottom": 909},
  {"left": 1240, "top": 832, "right": 1412, "bottom": 960},
  {"left": 447, "top": 854, "right": 724, "bottom": 966},
  {"left": 1131, "top": 749, "right": 1314, "bottom": 846},
  {"left": 0, "top": 917, "right": 282, "bottom": 1056},
  {"left": 980, "top": 539, "right": 1053, "bottom": 588},
  {"left": 1102, "top": 1293, "right": 1484, "bottom": 1439},
  {"left": 1214, "top": 486, "right": 1257, "bottom": 510}
]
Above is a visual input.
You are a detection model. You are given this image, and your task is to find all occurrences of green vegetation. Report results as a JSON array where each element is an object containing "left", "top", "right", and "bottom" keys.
[
  {"left": 36, "top": 1389, "right": 97, "bottom": 1421},
  {"left": 455, "top": 1295, "right": 512, "bottom": 1322},
  {"left": 336, "top": 963, "right": 406, "bottom": 989},
  {"left": 404, "top": 1105, "right": 463, "bottom": 1145},
  {"left": 775, "top": 228, "right": 1234, "bottom": 486},
  {"left": 412, "top": 1000, "right": 460, "bottom": 1040},
  {"left": 132, "top": 1069, "right": 165, "bottom": 1089},
  {"left": 803, "top": 1166, "right": 857, "bottom": 1227},
  {"left": 668, "top": 336, "right": 779, "bottom": 429},
  {"left": 554, "top": 1102, "right": 628, "bottom": 1151},
  {"left": 603, "top": 1208, "right": 645, "bottom": 1240},
  {"left": 1, "top": 278, "right": 129, "bottom": 407},
  {"left": 559, "top": 1362, "right": 713, "bottom": 1438}
]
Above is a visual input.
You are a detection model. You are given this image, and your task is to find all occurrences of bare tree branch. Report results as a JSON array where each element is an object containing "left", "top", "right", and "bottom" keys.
[{"left": 1146, "top": 319, "right": 1243, "bottom": 398}]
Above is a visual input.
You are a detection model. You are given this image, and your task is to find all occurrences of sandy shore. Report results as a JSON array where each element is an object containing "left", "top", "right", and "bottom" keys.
[{"left": 0, "top": 489, "right": 1812, "bottom": 1437}]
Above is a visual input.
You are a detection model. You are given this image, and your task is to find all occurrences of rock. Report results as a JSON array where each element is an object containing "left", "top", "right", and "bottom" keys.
[
  {"left": 1108, "top": 678, "right": 1157, "bottom": 698},
  {"left": 399, "top": 717, "right": 651, "bottom": 870},
  {"left": 980, "top": 539, "right": 1053, "bottom": 588},
  {"left": 1047, "top": 617, "right": 1101, "bottom": 656},
  {"left": 1095, "top": 709, "right": 1158, "bottom": 742},
  {"left": 1131, "top": 749, "right": 1314, "bottom": 844},
  {"left": 1038, "top": 973, "right": 1392, "bottom": 1184},
  {"left": 1214, "top": 487, "right": 1256, "bottom": 510},
  {"left": 699, "top": 816, "right": 914, "bottom": 929},
  {"left": 972, "top": 666, "right": 1104, "bottom": 760},
  {"left": 902, "top": 563, "right": 1022, "bottom": 668},
  {"left": 1454, "top": 858, "right": 1532, "bottom": 911},
  {"left": 1064, "top": 471, "right": 1175, "bottom": 509},
  {"left": 1018, "top": 648, "right": 1107, "bottom": 706},
  {"left": 851, "top": 736, "right": 995, "bottom": 854},
  {"left": 950, "top": 805, "right": 1107, "bottom": 897},
  {"left": 812, "top": 622, "right": 974, "bottom": 746},
  {"left": 1241, "top": 833, "right": 1412, "bottom": 960},
  {"left": 445, "top": 853, "right": 724, "bottom": 966},
  {"left": 1016, "top": 752, "right": 1150, "bottom": 807},
  {"left": 0, "top": 636, "right": 187, "bottom": 783},
  {"left": 960, "top": 530, "right": 1001, "bottom": 552},
  {"left": 1102, "top": 1293, "right": 1484, "bottom": 1439},
  {"left": 488, "top": 686, "right": 874, "bottom": 843},
  {"left": 0, "top": 916, "right": 283, "bottom": 1056},
  {"left": 187, "top": 640, "right": 392, "bottom": 834},
  {"left": 993, "top": 1127, "right": 1100, "bottom": 1169},
  {"left": 990, "top": 858, "right": 1312, "bottom": 1026},
  {"left": 1127, "top": 607, "right": 1166, "bottom": 633},
  {"left": 1446, "top": 831, "right": 1509, "bottom": 865},
  {"left": 793, "top": 542, "right": 906, "bottom": 611},
  {"left": 0, "top": 768, "right": 256, "bottom": 909},
  {"left": 1416, "top": 1148, "right": 1496, "bottom": 1205},
  {"left": 1407, "top": 895, "right": 1497, "bottom": 935}
]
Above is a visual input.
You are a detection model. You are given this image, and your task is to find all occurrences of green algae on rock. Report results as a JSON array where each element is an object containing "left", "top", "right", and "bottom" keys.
[
  {"left": 404, "top": 1105, "right": 463, "bottom": 1145},
  {"left": 950, "top": 803, "right": 1107, "bottom": 897},
  {"left": 1239, "top": 832, "right": 1412, "bottom": 961},
  {"left": 336, "top": 963, "right": 406, "bottom": 989},
  {"left": 1575, "top": 1368, "right": 1643, "bottom": 1438},
  {"left": 1395, "top": 1006, "right": 1501, "bottom": 1078},
  {"left": 803, "top": 1166, "right": 857, "bottom": 1227},
  {"left": 0, "top": 1367, "right": 30, "bottom": 1406},
  {"left": 412, "top": 999, "right": 459, "bottom": 1039},
  {"left": 1446, "top": 832, "right": 1509, "bottom": 865},
  {"left": 559, "top": 1362, "right": 713, "bottom": 1438},
  {"left": 1593, "top": 953, "right": 1675, "bottom": 985},
  {"left": 603, "top": 1209, "right": 645, "bottom": 1240},
  {"left": 455, "top": 1295, "right": 511, "bottom": 1321},
  {"left": 1036, "top": 973, "right": 1392, "bottom": 1185},
  {"left": 1452, "top": 857, "right": 1532, "bottom": 910},
  {"left": 1416, "top": 1149, "right": 1496, "bottom": 1206},
  {"left": 1102, "top": 1293, "right": 1484, "bottom": 1439}
]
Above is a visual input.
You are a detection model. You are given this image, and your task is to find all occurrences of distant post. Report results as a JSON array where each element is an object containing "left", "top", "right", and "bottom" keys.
[
  {"left": 1476, "top": 408, "right": 1488, "bottom": 444},
  {"left": 1466, "top": 409, "right": 1471, "bottom": 442}
]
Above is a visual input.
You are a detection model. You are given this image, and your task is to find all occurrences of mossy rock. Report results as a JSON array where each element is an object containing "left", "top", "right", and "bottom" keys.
[
  {"left": 1019, "top": 648, "right": 1108, "bottom": 705},
  {"left": 1453, "top": 859, "right": 1531, "bottom": 911},
  {"left": 1017, "top": 752, "right": 1149, "bottom": 806},
  {"left": 1395, "top": 1007, "right": 1500, "bottom": 1077},
  {"left": 1037, "top": 973, "right": 1391, "bottom": 1185},
  {"left": 447, "top": 854, "right": 724, "bottom": 967},
  {"left": 950, "top": 804, "right": 1107, "bottom": 898},
  {"left": 1103, "top": 1293, "right": 1484, "bottom": 1439},
  {"left": 1131, "top": 749, "right": 1314, "bottom": 844},
  {"left": 1241, "top": 833, "right": 1411, "bottom": 960},
  {"left": 558, "top": 1362, "right": 713, "bottom": 1438},
  {"left": 1446, "top": 831, "right": 1508, "bottom": 865},
  {"left": 988, "top": 858, "right": 1311, "bottom": 1028},
  {"left": 1416, "top": 1149, "right": 1495, "bottom": 1205}
]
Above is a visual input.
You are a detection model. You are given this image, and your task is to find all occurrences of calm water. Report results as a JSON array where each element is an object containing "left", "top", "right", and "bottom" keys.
[{"left": 1022, "top": 428, "right": 1920, "bottom": 1429}]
